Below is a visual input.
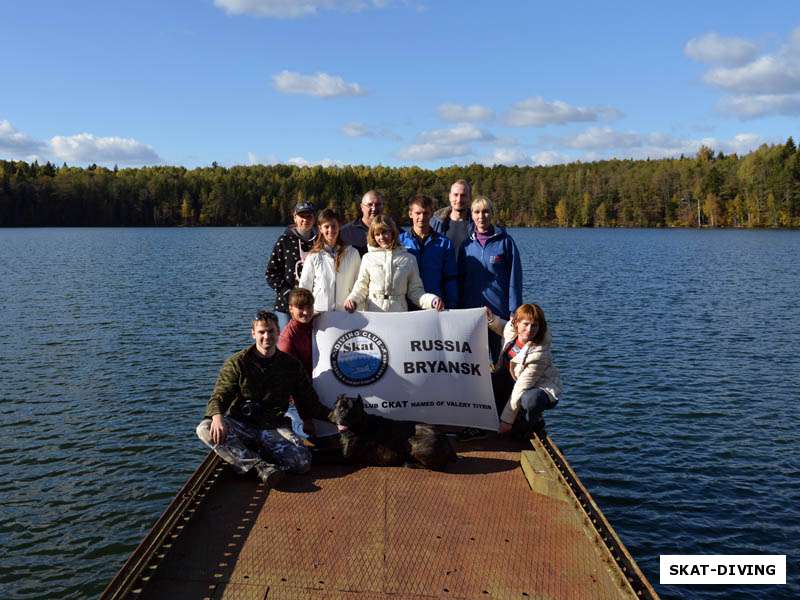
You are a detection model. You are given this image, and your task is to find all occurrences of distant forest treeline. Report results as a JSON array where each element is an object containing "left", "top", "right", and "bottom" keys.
[{"left": 2, "top": 138, "right": 800, "bottom": 228}]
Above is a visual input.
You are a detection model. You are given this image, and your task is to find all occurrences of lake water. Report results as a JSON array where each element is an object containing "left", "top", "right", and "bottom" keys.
[{"left": 1, "top": 227, "right": 798, "bottom": 599}]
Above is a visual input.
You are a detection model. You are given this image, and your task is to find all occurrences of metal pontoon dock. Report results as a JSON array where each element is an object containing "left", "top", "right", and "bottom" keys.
[{"left": 102, "top": 434, "right": 659, "bottom": 599}]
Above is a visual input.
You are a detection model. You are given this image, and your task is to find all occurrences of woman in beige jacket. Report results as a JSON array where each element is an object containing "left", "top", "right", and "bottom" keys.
[
  {"left": 344, "top": 216, "right": 443, "bottom": 313},
  {"left": 487, "top": 303, "right": 561, "bottom": 435}
]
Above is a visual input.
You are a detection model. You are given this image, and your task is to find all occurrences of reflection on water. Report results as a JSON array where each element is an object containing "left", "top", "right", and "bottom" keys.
[{"left": 1, "top": 227, "right": 798, "bottom": 599}]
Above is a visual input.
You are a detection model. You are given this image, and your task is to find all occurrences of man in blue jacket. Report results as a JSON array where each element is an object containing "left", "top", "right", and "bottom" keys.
[{"left": 399, "top": 194, "right": 458, "bottom": 309}]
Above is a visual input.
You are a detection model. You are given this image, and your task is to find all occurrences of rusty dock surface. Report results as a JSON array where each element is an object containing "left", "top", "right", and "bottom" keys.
[{"left": 103, "top": 434, "right": 659, "bottom": 599}]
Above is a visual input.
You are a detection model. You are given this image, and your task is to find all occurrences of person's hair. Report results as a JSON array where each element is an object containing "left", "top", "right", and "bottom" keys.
[
  {"left": 512, "top": 303, "right": 547, "bottom": 344},
  {"left": 253, "top": 310, "right": 279, "bottom": 328},
  {"left": 362, "top": 190, "right": 384, "bottom": 205},
  {"left": 367, "top": 215, "right": 399, "bottom": 249},
  {"left": 471, "top": 196, "right": 493, "bottom": 212},
  {"left": 408, "top": 194, "right": 434, "bottom": 211},
  {"left": 311, "top": 208, "right": 347, "bottom": 271},
  {"left": 288, "top": 287, "right": 314, "bottom": 308},
  {"left": 451, "top": 179, "right": 472, "bottom": 196}
]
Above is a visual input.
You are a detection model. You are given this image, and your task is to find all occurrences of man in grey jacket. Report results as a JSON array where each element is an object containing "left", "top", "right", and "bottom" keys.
[{"left": 430, "top": 179, "right": 473, "bottom": 254}]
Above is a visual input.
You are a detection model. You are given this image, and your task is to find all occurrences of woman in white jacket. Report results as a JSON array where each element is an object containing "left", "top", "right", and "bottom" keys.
[
  {"left": 344, "top": 216, "right": 443, "bottom": 313},
  {"left": 299, "top": 208, "right": 361, "bottom": 313},
  {"left": 486, "top": 303, "right": 561, "bottom": 436}
]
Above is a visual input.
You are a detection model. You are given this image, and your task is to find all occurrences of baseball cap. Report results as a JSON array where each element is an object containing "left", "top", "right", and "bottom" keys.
[{"left": 294, "top": 201, "right": 315, "bottom": 215}]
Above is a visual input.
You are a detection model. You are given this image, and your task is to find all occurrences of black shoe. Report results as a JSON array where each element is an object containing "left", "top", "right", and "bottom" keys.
[
  {"left": 254, "top": 462, "right": 285, "bottom": 487},
  {"left": 457, "top": 427, "right": 489, "bottom": 442}
]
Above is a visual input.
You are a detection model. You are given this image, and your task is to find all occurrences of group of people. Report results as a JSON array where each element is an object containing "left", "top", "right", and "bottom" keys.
[{"left": 195, "top": 180, "right": 561, "bottom": 486}]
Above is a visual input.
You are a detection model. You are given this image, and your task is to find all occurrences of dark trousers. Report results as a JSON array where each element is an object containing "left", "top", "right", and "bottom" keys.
[{"left": 492, "top": 369, "right": 557, "bottom": 434}]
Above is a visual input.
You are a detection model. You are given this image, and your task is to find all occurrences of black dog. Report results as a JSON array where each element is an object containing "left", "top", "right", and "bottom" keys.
[{"left": 329, "top": 395, "right": 457, "bottom": 471}]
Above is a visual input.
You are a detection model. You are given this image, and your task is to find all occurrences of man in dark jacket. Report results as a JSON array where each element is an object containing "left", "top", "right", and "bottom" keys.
[
  {"left": 430, "top": 179, "right": 473, "bottom": 254},
  {"left": 196, "top": 310, "right": 331, "bottom": 486},
  {"left": 265, "top": 201, "right": 316, "bottom": 330},
  {"left": 340, "top": 190, "right": 383, "bottom": 256},
  {"left": 399, "top": 194, "right": 458, "bottom": 308}
]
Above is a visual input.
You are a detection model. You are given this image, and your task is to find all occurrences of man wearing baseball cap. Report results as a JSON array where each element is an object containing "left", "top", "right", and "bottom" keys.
[{"left": 265, "top": 200, "right": 316, "bottom": 330}]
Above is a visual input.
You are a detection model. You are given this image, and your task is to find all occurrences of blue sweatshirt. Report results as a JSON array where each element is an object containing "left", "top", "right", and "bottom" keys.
[{"left": 457, "top": 225, "right": 523, "bottom": 319}]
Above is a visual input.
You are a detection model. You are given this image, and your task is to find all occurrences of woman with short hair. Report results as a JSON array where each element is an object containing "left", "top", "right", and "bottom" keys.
[
  {"left": 458, "top": 196, "right": 522, "bottom": 360},
  {"left": 344, "top": 215, "right": 442, "bottom": 313}
]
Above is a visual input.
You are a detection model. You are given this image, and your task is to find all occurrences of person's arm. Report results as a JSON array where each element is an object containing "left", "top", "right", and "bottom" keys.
[
  {"left": 507, "top": 237, "right": 523, "bottom": 316},
  {"left": 456, "top": 243, "right": 467, "bottom": 307},
  {"left": 345, "top": 254, "right": 370, "bottom": 310},
  {"left": 298, "top": 253, "right": 315, "bottom": 293},
  {"left": 486, "top": 307, "right": 507, "bottom": 336},
  {"left": 443, "top": 241, "right": 459, "bottom": 309},
  {"left": 265, "top": 239, "right": 286, "bottom": 291},
  {"left": 277, "top": 321, "right": 293, "bottom": 355},
  {"left": 205, "top": 356, "right": 240, "bottom": 444},
  {"left": 289, "top": 361, "right": 330, "bottom": 424}
]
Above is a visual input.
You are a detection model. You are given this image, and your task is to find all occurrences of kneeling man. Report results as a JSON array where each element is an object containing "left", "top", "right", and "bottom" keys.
[{"left": 196, "top": 310, "right": 330, "bottom": 486}]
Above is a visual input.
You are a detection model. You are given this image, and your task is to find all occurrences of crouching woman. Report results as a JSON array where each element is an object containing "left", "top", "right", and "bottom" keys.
[{"left": 487, "top": 303, "right": 562, "bottom": 437}]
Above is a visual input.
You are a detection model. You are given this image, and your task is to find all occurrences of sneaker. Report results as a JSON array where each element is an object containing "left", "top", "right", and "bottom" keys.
[
  {"left": 254, "top": 462, "right": 285, "bottom": 487},
  {"left": 457, "top": 427, "right": 489, "bottom": 442}
]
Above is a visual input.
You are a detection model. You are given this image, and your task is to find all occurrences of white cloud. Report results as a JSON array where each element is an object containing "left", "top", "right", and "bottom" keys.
[
  {"left": 684, "top": 32, "right": 758, "bottom": 66},
  {"left": 479, "top": 147, "right": 531, "bottom": 166},
  {"left": 416, "top": 123, "right": 495, "bottom": 144},
  {"left": 246, "top": 151, "right": 280, "bottom": 165},
  {"left": 49, "top": 133, "right": 161, "bottom": 165},
  {"left": 704, "top": 55, "right": 800, "bottom": 94},
  {"left": 342, "top": 122, "right": 370, "bottom": 137},
  {"left": 286, "top": 156, "right": 346, "bottom": 167},
  {"left": 504, "top": 96, "right": 621, "bottom": 127},
  {"left": 691, "top": 27, "right": 800, "bottom": 120},
  {"left": 545, "top": 126, "right": 767, "bottom": 160},
  {"left": 272, "top": 70, "right": 366, "bottom": 98},
  {"left": 718, "top": 93, "right": 800, "bottom": 119},
  {"left": 341, "top": 122, "right": 400, "bottom": 140},
  {"left": 532, "top": 151, "right": 570, "bottom": 166},
  {"left": 214, "top": 0, "right": 389, "bottom": 18},
  {"left": 0, "top": 120, "right": 46, "bottom": 157},
  {"left": 437, "top": 103, "right": 495, "bottom": 122},
  {"left": 560, "top": 126, "right": 642, "bottom": 149},
  {"left": 395, "top": 142, "right": 471, "bottom": 161}
]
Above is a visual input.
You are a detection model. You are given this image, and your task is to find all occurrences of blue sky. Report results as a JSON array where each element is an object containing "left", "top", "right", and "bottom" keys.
[{"left": 2, "top": 1, "right": 798, "bottom": 168}]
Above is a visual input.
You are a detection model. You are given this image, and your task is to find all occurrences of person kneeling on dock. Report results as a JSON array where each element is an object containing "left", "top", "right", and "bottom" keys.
[
  {"left": 487, "top": 303, "right": 562, "bottom": 437},
  {"left": 196, "top": 310, "right": 331, "bottom": 487}
]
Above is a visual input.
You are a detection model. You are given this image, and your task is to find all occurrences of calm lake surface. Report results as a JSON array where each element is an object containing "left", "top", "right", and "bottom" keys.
[{"left": 1, "top": 227, "right": 798, "bottom": 599}]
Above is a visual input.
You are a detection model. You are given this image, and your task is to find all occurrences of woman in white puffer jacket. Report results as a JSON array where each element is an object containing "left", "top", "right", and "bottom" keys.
[
  {"left": 299, "top": 208, "right": 361, "bottom": 312},
  {"left": 344, "top": 216, "right": 443, "bottom": 313}
]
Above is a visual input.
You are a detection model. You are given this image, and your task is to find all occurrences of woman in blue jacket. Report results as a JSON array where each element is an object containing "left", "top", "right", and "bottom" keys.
[{"left": 458, "top": 196, "right": 523, "bottom": 361}]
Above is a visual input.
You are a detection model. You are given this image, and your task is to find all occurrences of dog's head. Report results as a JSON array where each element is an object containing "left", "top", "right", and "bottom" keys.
[{"left": 329, "top": 394, "right": 367, "bottom": 432}]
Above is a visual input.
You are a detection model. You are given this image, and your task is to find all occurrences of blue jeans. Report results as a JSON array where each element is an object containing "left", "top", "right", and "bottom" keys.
[
  {"left": 276, "top": 311, "right": 291, "bottom": 332},
  {"left": 517, "top": 388, "right": 558, "bottom": 428}
]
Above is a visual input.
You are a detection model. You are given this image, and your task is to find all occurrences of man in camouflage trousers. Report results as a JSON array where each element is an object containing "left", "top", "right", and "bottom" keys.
[{"left": 196, "top": 310, "right": 330, "bottom": 486}]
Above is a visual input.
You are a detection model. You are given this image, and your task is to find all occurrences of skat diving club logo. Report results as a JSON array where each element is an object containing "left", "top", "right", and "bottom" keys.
[{"left": 331, "top": 329, "right": 389, "bottom": 386}]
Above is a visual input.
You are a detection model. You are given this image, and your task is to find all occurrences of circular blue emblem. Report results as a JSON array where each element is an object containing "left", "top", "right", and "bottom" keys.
[{"left": 331, "top": 329, "right": 389, "bottom": 386}]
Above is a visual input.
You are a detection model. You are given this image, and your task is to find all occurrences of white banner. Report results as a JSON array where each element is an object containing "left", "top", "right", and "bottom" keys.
[{"left": 310, "top": 308, "right": 499, "bottom": 433}]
